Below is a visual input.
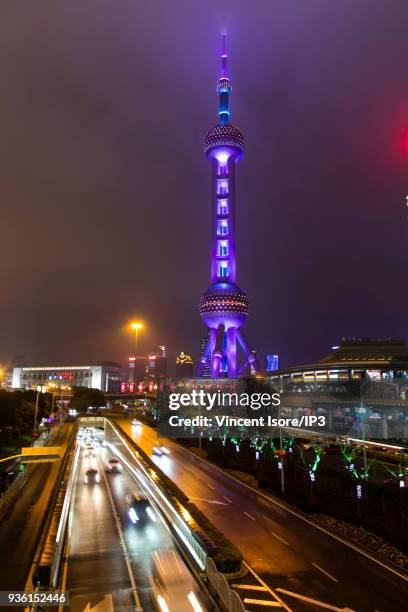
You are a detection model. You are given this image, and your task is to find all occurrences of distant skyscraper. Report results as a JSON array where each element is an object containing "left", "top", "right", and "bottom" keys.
[
  {"left": 199, "top": 331, "right": 211, "bottom": 378},
  {"left": 266, "top": 354, "right": 279, "bottom": 372},
  {"left": 175, "top": 352, "right": 194, "bottom": 378},
  {"left": 198, "top": 35, "right": 257, "bottom": 378},
  {"left": 146, "top": 353, "right": 167, "bottom": 378}
]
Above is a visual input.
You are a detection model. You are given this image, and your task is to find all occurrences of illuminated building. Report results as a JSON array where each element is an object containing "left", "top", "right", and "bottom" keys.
[
  {"left": 268, "top": 338, "right": 408, "bottom": 388},
  {"left": 265, "top": 354, "right": 279, "bottom": 372},
  {"left": 175, "top": 352, "right": 194, "bottom": 378},
  {"left": 199, "top": 332, "right": 211, "bottom": 378},
  {"left": 199, "top": 35, "right": 257, "bottom": 378},
  {"left": 128, "top": 356, "right": 147, "bottom": 382},
  {"left": 146, "top": 354, "right": 167, "bottom": 378},
  {"left": 12, "top": 362, "right": 125, "bottom": 392}
]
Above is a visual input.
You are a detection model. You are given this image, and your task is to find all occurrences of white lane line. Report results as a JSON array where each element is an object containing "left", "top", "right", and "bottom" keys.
[
  {"left": 243, "top": 511, "right": 256, "bottom": 521},
  {"left": 232, "top": 584, "right": 268, "bottom": 591},
  {"left": 99, "top": 458, "right": 143, "bottom": 611},
  {"left": 223, "top": 495, "right": 232, "bottom": 503},
  {"left": 276, "top": 588, "right": 354, "bottom": 612},
  {"left": 271, "top": 531, "right": 289, "bottom": 546},
  {"left": 312, "top": 562, "right": 338, "bottom": 583},
  {"left": 243, "top": 599, "right": 282, "bottom": 607},
  {"left": 207, "top": 483, "right": 215, "bottom": 490},
  {"left": 243, "top": 561, "right": 292, "bottom": 611},
  {"left": 190, "top": 496, "right": 227, "bottom": 505}
]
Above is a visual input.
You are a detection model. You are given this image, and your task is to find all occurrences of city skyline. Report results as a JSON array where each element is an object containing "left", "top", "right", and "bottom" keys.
[{"left": 1, "top": 1, "right": 408, "bottom": 369}]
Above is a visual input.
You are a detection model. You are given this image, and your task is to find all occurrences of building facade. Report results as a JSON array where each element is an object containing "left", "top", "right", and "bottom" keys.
[{"left": 12, "top": 362, "right": 125, "bottom": 393}]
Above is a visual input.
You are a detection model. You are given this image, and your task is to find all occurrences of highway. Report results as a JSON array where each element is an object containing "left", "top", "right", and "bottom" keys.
[
  {"left": 60, "top": 428, "right": 211, "bottom": 611},
  {"left": 0, "top": 423, "right": 72, "bottom": 592},
  {"left": 117, "top": 418, "right": 408, "bottom": 612}
]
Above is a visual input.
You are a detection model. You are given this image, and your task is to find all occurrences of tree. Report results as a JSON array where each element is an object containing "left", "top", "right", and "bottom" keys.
[{"left": 69, "top": 387, "right": 105, "bottom": 413}]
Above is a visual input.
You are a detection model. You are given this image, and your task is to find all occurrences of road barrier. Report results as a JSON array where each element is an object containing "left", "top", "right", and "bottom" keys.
[
  {"left": 206, "top": 558, "right": 246, "bottom": 612},
  {"left": 49, "top": 441, "right": 80, "bottom": 587}
]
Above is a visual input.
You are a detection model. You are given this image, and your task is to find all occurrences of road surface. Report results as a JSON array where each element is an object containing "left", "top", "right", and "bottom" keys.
[
  {"left": 0, "top": 423, "right": 72, "bottom": 592},
  {"left": 116, "top": 417, "right": 408, "bottom": 612},
  {"left": 61, "top": 429, "right": 211, "bottom": 611}
]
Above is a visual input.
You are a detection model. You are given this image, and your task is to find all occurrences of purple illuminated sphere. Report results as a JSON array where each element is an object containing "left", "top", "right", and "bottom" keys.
[
  {"left": 204, "top": 124, "right": 244, "bottom": 160},
  {"left": 199, "top": 282, "right": 249, "bottom": 330}
]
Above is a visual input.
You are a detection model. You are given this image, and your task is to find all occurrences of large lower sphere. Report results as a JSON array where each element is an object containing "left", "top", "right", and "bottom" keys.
[{"left": 199, "top": 282, "right": 249, "bottom": 330}]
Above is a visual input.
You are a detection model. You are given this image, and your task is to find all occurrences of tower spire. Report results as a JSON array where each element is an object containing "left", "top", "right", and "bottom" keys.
[
  {"left": 217, "top": 33, "right": 231, "bottom": 125},
  {"left": 221, "top": 32, "right": 228, "bottom": 79}
]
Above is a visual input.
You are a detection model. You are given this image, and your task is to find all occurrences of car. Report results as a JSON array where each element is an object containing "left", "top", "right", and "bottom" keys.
[
  {"left": 105, "top": 457, "right": 122, "bottom": 473},
  {"left": 150, "top": 549, "right": 203, "bottom": 612},
  {"left": 84, "top": 468, "right": 100, "bottom": 484},
  {"left": 132, "top": 419, "right": 142, "bottom": 428},
  {"left": 126, "top": 493, "right": 156, "bottom": 524},
  {"left": 153, "top": 445, "right": 170, "bottom": 456}
]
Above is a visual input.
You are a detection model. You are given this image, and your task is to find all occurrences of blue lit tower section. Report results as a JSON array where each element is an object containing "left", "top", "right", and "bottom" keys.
[{"left": 198, "top": 35, "right": 257, "bottom": 378}]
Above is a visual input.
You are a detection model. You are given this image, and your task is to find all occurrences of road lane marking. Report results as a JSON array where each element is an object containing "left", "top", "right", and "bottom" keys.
[
  {"left": 312, "top": 562, "right": 338, "bottom": 583},
  {"left": 99, "top": 457, "right": 142, "bottom": 611},
  {"left": 243, "top": 561, "right": 292, "bottom": 612},
  {"left": 243, "top": 511, "right": 256, "bottom": 521},
  {"left": 207, "top": 483, "right": 215, "bottom": 490},
  {"left": 178, "top": 443, "right": 408, "bottom": 584},
  {"left": 190, "top": 496, "right": 227, "bottom": 505},
  {"left": 276, "top": 588, "right": 355, "bottom": 611},
  {"left": 244, "top": 599, "right": 282, "bottom": 607},
  {"left": 232, "top": 584, "right": 268, "bottom": 591},
  {"left": 271, "top": 531, "right": 289, "bottom": 546},
  {"left": 223, "top": 495, "right": 232, "bottom": 503}
]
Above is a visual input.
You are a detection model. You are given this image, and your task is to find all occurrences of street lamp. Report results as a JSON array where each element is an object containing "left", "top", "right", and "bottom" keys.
[
  {"left": 34, "top": 385, "right": 46, "bottom": 434},
  {"left": 130, "top": 321, "right": 144, "bottom": 384}
]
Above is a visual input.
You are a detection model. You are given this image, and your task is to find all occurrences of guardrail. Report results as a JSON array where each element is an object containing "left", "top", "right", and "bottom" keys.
[
  {"left": 206, "top": 558, "right": 246, "bottom": 612},
  {"left": 49, "top": 441, "right": 80, "bottom": 587},
  {"left": 105, "top": 419, "right": 246, "bottom": 612}
]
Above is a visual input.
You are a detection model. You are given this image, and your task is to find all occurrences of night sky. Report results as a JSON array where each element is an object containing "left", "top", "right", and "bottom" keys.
[{"left": 1, "top": 1, "right": 408, "bottom": 371}]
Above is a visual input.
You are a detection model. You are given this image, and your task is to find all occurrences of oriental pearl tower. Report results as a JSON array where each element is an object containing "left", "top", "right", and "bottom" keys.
[{"left": 198, "top": 35, "right": 257, "bottom": 378}]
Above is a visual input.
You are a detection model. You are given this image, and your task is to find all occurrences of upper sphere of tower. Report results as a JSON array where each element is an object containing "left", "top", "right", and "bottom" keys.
[{"left": 203, "top": 123, "right": 245, "bottom": 157}]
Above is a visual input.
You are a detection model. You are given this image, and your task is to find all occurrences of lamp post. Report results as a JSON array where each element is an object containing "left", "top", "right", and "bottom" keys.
[
  {"left": 34, "top": 385, "right": 46, "bottom": 434},
  {"left": 130, "top": 322, "right": 143, "bottom": 385}
]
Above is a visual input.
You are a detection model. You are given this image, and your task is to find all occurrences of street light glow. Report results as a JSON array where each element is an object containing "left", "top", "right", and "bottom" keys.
[{"left": 130, "top": 321, "right": 143, "bottom": 331}]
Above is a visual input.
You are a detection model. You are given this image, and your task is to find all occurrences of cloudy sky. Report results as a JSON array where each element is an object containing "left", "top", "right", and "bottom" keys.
[{"left": 1, "top": 1, "right": 408, "bottom": 370}]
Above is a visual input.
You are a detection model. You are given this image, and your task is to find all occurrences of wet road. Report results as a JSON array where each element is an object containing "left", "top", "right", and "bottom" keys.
[
  {"left": 0, "top": 423, "right": 72, "bottom": 591},
  {"left": 115, "top": 418, "right": 408, "bottom": 612},
  {"left": 62, "top": 429, "right": 210, "bottom": 612}
]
